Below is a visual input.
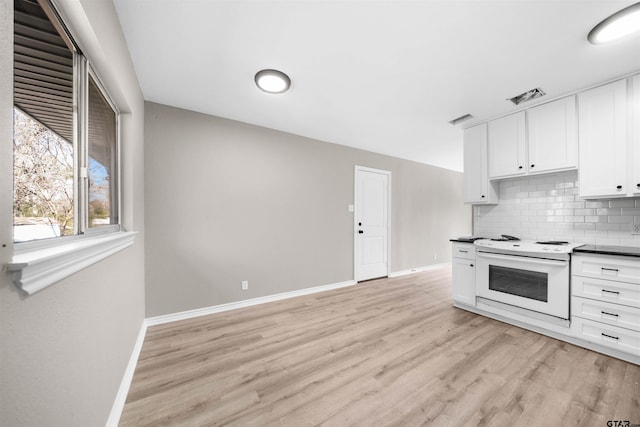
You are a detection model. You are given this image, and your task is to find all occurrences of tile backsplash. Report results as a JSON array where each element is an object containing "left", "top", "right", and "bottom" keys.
[{"left": 474, "top": 170, "right": 640, "bottom": 247}]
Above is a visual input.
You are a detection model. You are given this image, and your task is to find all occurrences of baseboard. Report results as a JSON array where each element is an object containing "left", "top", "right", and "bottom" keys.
[
  {"left": 145, "top": 279, "right": 358, "bottom": 327},
  {"left": 388, "top": 262, "right": 450, "bottom": 278},
  {"left": 106, "top": 320, "right": 147, "bottom": 427}
]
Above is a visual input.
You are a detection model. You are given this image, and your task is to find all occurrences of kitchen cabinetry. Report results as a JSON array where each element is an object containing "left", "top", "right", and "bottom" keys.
[
  {"left": 578, "top": 79, "right": 628, "bottom": 198},
  {"left": 571, "top": 254, "right": 640, "bottom": 357},
  {"left": 527, "top": 96, "right": 577, "bottom": 174},
  {"left": 633, "top": 74, "right": 640, "bottom": 196},
  {"left": 451, "top": 242, "right": 476, "bottom": 306},
  {"left": 488, "top": 112, "right": 526, "bottom": 179},
  {"left": 463, "top": 123, "right": 498, "bottom": 204}
]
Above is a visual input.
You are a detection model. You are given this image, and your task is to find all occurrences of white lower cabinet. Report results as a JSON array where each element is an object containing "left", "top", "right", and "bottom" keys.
[
  {"left": 451, "top": 243, "right": 476, "bottom": 306},
  {"left": 571, "top": 254, "right": 640, "bottom": 357}
]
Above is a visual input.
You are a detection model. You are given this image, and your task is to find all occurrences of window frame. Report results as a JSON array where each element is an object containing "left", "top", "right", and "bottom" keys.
[{"left": 6, "top": 0, "right": 135, "bottom": 295}]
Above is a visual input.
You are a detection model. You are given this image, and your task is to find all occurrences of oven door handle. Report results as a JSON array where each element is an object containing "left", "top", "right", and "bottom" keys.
[{"left": 476, "top": 252, "right": 568, "bottom": 267}]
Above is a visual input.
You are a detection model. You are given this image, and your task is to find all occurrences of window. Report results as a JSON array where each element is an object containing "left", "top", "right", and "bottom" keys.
[{"left": 13, "top": 0, "right": 119, "bottom": 243}]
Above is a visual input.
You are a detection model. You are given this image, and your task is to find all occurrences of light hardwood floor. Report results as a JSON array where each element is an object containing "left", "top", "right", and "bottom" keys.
[{"left": 120, "top": 268, "right": 640, "bottom": 426}]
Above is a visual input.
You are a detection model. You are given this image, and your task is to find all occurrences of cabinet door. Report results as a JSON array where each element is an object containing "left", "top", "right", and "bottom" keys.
[
  {"left": 578, "top": 80, "right": 628, "bottom": 198},
  {"left": 464, "top": 123, "right": 496, "bottom": 204},
  {"left": 527, "top": 96, "right": 577, "bottom": 174},
  {"left": 633, "top": 74, "right": 640, "bottom": 195},
  {"left": 488, "top": 111, "right": 526, "bottom": 179},
  {"left": 452, "top": 257, "right": 476, "bottom": 306}
]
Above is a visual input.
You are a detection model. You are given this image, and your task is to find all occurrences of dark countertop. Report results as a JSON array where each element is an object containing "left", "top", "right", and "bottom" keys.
[
  {"left": 449, "top": 238, "right": 479, "bottom": 243},
  {"left": 573, "top": 244, "right": 640, "bottom": 258}
]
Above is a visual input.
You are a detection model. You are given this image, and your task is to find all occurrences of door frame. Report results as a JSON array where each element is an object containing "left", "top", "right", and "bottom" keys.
[{"left": 354, "top": 165, "right": 392, "bottom": 282}]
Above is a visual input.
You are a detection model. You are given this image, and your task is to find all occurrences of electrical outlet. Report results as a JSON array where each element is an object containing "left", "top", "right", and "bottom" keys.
[
  {"left": 241, "top": 280, "right": 249, "bottom": 291},
  {"left": 633, "top": 224, "right": 640, "bottom": 235}
]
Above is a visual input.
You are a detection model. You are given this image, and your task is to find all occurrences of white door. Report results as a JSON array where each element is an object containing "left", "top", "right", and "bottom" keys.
[{"left": 355, "top": 166, "right": 390, "bottom": 282}]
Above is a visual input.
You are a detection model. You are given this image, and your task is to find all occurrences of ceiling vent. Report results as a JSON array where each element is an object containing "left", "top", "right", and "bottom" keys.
[
  {"left": 508, "top": 88, "right": 546, "bottom": 106},
  {"left": 449, "top": 113, "right": 474, "bottom": 125}
]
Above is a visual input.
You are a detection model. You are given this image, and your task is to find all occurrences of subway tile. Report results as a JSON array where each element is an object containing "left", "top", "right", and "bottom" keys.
[
  {"left": 585, "top": 201, "right": 608, "bottom": 208},
  {"left": 597, "top": 223, "right": 620, "bottom": 231},
  {"left": 621, "top": 208, "right": 640, "bottom": 215},
  {"left": 565, "top": 216, "right": 584, "bottom": 223},
  {"left": 546, "top": 202, "right": 565, "bottom": 210},
  {"left": 609, "top": 199, "right": 636, "bottom": 208},
  {"left": 555, "top": 196, "right": 575, "bottom": 202},
  {"left": 574, "top": 223, "right": 595, "bottom": 230},
  {"left": 555, "top": 209, "right": 573, "bottom": 216},
  {"left": 565, "top": 201, "right": 585, "bottom": 209},
  {"left": 547, "top": 216, "right": 565, "bottom": 222},
  {"left": 574, "top": 208, "right": 595, "bottom": 216},
  {"left": 597, "top": 208, "right": 621, "bottom": 216},
  {"left": 537, "top": 184, "right": 555, "bottom": 191},
  {"left": 608, "top": 216, "right": 633, "bottom": 224},
  {"left": 584, "top": 216, "right": 605, "bottom": 223},
  {"left": 537, "top": 196, "right": 556, "bottom": 203},
  {"left": 556, "top": 182, "right": 574, "bottom": 189}
]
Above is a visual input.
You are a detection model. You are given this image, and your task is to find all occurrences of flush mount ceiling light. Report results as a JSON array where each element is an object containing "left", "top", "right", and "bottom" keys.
[
  {"left": 588, "top": 2, "right": 640, "bottom": 44},
  {"left": 255, "top": 69, "right": 291, "bottom": 94}
]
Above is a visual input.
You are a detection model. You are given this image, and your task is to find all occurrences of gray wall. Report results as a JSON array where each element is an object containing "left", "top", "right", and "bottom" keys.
[
  {"left": 145, "top": 102, "right": 470, "bottom": 317},
  {"left": 0, "top": 1, "right": 145, "bottom": 426}
]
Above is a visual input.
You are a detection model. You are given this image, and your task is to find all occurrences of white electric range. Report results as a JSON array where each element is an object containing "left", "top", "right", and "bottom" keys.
[{"left": 473, "top": 237, "right": 585, "bottom": 321}]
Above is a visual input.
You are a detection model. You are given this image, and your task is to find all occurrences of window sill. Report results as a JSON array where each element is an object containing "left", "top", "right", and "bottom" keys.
[{"left": 4, "top": 231, "right": 137, "bottom": 295}]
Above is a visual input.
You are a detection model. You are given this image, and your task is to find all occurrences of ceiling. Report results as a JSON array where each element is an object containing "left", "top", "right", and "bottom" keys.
[{"left": 112, "top": 0, "right": 640, "bottom": 172}]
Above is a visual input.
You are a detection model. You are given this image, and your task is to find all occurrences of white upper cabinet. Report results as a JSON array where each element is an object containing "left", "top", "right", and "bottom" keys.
[
  {"left": 464, "top": 123, "right": 498, "bottom": 204},
  {"left": 488, "top": 111, "right": 526, "bottom": 179},
  {"left": 632, "top": 74, "right": 640, "bottom": 196},
  {"left": 578, "top": 79, "right": 628, "bottom": 199},
  {"left": 527, "top": 96, "right": 578, "bottom": 174}
]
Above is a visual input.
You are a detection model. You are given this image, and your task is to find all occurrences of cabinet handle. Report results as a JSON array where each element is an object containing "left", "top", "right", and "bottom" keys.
[
  {"left": 601, "top": 267, "right": 619, "bottom": 272},
  {"left": 637, "top": 183, "right": 640, "bottom": 188},
  {"left": 616, "top": 185, "right": 623, "bottom": 190},
  {"left": 530, "top": 164, "right": 535, "bottom": 168},
  {"left": 602, "top": 289, "right": 620, "bottom": 295},
  {"left": 470, "top": 264, "right": 474, "bottom": 267},
  {"left": 459, "top": 250, "right": 468, "bottom": 253},
  {"left": 481, "top": 195, "right": 485, "bottom": 198},
  {"left": 601, "top": 311, "right": 619, "bottom": 317},
  {"left": 518, "top": 166, "right": 523, "bottom": 170},
  {"left": 601, "top": 333, "right": 619, "bottom": 340}
]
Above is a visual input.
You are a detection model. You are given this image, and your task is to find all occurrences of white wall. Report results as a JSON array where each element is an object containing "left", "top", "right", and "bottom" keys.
[
  {"left": 144, "top": 102, "right": 471, "bottom": 317},
  {"left": 0, "top": 1, "right": 146, "bottom": 426},
  {"left": 474, "top": 170, "right": 640, "bottom": 246}
]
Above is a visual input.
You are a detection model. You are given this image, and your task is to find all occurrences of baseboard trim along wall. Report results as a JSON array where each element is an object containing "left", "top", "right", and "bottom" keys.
[
  {"left": 388, "top": 262, "right": 451, "bottom": 278},
  {"left": 106, "top": 321, "right": 148, "bottom": 427},
  {"left": 146, "top": 279, "right": 358, "bottom": 327}
]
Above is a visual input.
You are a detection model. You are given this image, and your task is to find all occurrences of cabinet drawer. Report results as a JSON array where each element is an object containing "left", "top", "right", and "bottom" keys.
[
  {"left": 571, "top": 317, "right": 640, "bottom": 356},
  {"left": 572, "top": 275, "right": 640, "bottom": 308},
  {"left": 572, "top": 296, "right": 640, "bottom": 332},
  {"left": 572, "top": 254, "right": 640, "bottom": 284},
  {"left": 452, "top": 243, "right": 475, "bottom": 260}
]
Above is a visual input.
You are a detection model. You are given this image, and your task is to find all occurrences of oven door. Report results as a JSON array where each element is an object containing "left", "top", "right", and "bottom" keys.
[{"left": 476, "top": 251, "right": 569, "bottom": 319}]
